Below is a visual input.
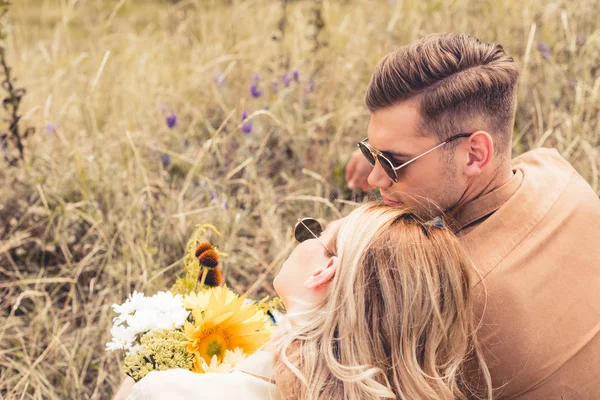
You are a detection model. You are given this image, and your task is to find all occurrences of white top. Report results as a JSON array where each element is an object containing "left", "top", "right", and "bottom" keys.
[{"left": 126, "top": 351, "right": 280, "bottom": 400}]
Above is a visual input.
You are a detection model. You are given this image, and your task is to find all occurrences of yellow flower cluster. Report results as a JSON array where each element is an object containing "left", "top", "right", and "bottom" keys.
[
  {"left": 123, "top": 329, "right": 194, "bottom": 382},
  {"left": 255, "top": 295, "right": 285, "bottom": 316}
]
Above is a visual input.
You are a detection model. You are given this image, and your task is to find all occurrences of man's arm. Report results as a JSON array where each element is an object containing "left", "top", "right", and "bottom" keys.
[{"left": 345, "top": 148, "right": 373, "bottom": 191}]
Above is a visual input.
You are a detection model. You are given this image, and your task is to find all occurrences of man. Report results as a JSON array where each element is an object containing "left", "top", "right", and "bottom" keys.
[{"left": 346, "top": 33, "right": 600, "bottom": 398}]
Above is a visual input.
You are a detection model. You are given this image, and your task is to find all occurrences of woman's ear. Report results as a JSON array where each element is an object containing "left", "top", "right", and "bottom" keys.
[{"left": 304, "top": 256, "right": 338, "bottom": 289}]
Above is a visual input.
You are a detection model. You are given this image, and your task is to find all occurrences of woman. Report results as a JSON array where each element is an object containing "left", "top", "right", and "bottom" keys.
[{"left": 119, "top": 203, "right": 492, "bottom": 399}]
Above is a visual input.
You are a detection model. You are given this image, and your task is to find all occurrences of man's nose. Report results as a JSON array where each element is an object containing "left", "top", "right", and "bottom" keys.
[{"left": 367, "top": 162, "right": 394, "bottom": 189}]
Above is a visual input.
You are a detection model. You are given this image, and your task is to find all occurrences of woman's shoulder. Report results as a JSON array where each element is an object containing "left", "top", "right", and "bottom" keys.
[{"left": 127, "top": 351, "right": 279, "bottom": 400}]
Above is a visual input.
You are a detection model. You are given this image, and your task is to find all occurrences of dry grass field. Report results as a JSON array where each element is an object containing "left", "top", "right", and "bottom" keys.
[{"left": 0, "top": 0, "right": 598, "bottom": 398}]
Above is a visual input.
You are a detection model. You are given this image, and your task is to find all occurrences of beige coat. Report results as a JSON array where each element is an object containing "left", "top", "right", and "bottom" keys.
[{"left": 453, "top": 148, "right": 600, "bottom": 399}]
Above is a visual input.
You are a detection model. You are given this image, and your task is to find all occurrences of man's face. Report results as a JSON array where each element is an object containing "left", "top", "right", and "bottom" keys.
[{"left": 366, "top": 100, "right": 466, "bottom": 216}]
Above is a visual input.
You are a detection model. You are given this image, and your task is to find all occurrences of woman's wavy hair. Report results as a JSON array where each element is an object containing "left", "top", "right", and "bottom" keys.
[{"left": 272, "top": 203, "right": 492, "bottom": 399}]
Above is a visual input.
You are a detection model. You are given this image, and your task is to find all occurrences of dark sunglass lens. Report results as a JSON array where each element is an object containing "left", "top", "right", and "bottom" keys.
[
  {"left": 294, "top": 218, "right": 323, "bottom": 242},
  {"left": 377, "top": 155, "right": 398, "bottom": 183},
  {"left": 358, "top": 143, "right": 376, "bottom": 167},
  {"left": 294, "top": 225, "right": 311, "bottom": 242}
]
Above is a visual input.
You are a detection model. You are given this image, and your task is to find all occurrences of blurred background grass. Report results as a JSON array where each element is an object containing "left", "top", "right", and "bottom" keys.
[{"left": 0, "top": 0, "right": 598, "bottom": 398}]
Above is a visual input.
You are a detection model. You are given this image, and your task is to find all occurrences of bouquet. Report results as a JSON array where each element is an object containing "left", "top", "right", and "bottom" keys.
[{"left": 106, "top": 224, "right": 281, "bottom": 381}]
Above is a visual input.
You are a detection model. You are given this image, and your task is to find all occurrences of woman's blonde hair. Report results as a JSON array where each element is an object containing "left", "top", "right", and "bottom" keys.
[{"left": 273, "top": 203, "right": 492, "bottom": 399}]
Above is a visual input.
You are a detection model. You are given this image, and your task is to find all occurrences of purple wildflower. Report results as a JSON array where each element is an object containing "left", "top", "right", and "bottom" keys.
[
  {"left": 166, "top": 112, "right": 177, "bottom": 129},
  {"left": 242, "top": 109, "right": 253, "bottom": 134},
  {"left": 253, "top": 73, "right": 261, "bottom": 82},
  {"left": 250, "top": 84, "right": 263, "bottom": 98},
  {"left": 242, "top": 121, "right": 253, "bottom": 134},
  {"left": 210, "top": 192, "right": 218, "bottom": 201},
  {"left": 161, "top": 153, "right": 171, "bottom": 167},
  {"left": 45, "top": 123, "right": 54, "bottom": 134},
  {"left": 292, "top": 69, "right": 299, "bottom": 82},
  {"left": 272, "top": 80, "right": 279, "bottom": 93},
  {"left": 537, "top": 41, "right": 552, "bottom": 59},
  {"left": 282, "top": 72, "right": 291, "bottom": 87},
  {"left": 213, "top": 72, "right": 226, "bottom": 86},
  {"left": 221, "top": 200, "right": 229, "bottom": 210},
  {"left": 305, "top": 79, "right": 316, "bottom": 93}
]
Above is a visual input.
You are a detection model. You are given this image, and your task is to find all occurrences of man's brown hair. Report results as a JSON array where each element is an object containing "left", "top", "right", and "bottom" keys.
[{"left": 365, "top": 33, "right": 519, "bottom": 157}]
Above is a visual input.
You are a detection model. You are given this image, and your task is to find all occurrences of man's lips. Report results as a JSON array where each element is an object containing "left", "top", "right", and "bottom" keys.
[{"left": 381, "top": 194, "right": 402, "bottom": 206}]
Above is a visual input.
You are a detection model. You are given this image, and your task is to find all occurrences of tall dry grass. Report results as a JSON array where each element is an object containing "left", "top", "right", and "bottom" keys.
[{"left": 0, "top": 0, "right": 598, "bottom": 398}]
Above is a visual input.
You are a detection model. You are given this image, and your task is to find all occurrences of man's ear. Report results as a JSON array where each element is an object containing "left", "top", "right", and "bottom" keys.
[
  {"left": 304, "top": 256, "right": 338, "bottom": 289},
  {"left": 464, "top": 131, "right": 494, "bottom": 177}
]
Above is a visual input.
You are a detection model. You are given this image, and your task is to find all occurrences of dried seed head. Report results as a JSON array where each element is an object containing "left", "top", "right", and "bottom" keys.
[
  {"left": 203, "top": 268, "right": 223, "bottom": 287},
  {"left": 197, "top": 249, "right": 219, "bottom": 269},
  {"left": 195, "top": 242, "right": 214, "bottom": 258}
]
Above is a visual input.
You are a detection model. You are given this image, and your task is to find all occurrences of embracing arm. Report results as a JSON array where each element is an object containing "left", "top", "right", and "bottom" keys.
[
  {"left": 345, "top": 148, "right": 373, "bottom": 191},
  {"left": 112, "top": 376, "right": 135, "bottom": 400}
]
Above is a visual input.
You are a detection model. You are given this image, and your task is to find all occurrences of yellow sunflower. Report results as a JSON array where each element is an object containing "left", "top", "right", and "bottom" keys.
[
  {"left": 183, "top": 290, "right": 210, "bottom": 310},
  {"left": 183, "top": 286, "right": 274, "bottom": 372},
  {"left": 196, "top": 348, "right": 248, "bottom": 373}
]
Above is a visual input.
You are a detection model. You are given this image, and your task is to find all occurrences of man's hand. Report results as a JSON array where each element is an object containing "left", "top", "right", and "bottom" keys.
[{"left": 345, "top": 148, "right": 373, "bottom": 191}]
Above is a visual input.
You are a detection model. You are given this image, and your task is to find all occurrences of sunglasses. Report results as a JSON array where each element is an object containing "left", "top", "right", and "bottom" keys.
[
  {"left": 357, "top": 133, "right": 473, "bottom": 183},
  {"left": 294, "top": 218, "right": 334, "bottom": 255}
]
